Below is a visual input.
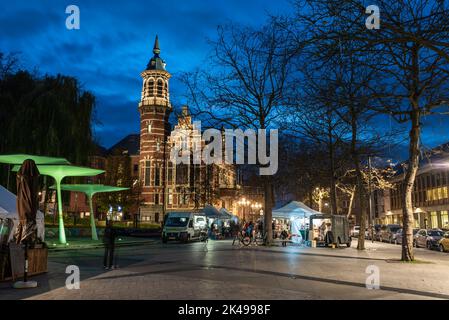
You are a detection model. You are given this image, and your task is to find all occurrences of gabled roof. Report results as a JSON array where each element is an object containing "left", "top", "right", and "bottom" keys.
[{"left": 108, "top": 134, "right": 140, "bottom": 156}]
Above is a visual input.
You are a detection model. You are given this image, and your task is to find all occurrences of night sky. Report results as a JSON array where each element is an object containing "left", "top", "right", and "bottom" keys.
[{"left": 1, "top": 0, "right": 448, "bottom": 156}]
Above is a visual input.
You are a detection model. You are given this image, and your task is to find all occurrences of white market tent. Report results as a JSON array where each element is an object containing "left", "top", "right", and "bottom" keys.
[
  {"left": 273, "top": 201, "right": 322, "bottom": 244},
  {"left": 272, "top": 201, "right": 321, "bottom": 220},
  {"left": 0, "top": 185, "right": 45, "bottom": 242}
]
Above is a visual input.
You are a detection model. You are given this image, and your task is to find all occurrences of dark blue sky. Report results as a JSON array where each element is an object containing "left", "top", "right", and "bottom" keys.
[
  {"left": 0, "top": 0, "right": 291, "bottom": 148},
  {"left": 1, "top": 0, "right": 448, "bottom": 155}
]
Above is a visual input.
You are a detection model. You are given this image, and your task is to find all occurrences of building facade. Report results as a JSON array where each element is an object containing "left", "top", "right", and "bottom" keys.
[
  {"left": 375, "top": 143, "right": 449, "bottom": 230},
  {"left": 58, "top": 36, "right": 263, "bottom": 224}
]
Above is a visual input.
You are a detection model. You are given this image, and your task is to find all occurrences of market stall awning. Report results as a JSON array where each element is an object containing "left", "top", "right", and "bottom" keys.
[
  {"left": 219, "top": 207, "right": 233, "bottom": 219},
  {"left": 12, "top": 165, "right": 105, "bottom": 244},
  {"left": 0, "top": 154, "right": 70, "bottom": 165},
  {"left": 272, "top": 201, "right": 321, "bottom": 220},
  {"left": 50, "top": 184, "right": 129, "bottom": 240},
  {"left": 203, "top": 205, "right": 222, "bottom": 218}
]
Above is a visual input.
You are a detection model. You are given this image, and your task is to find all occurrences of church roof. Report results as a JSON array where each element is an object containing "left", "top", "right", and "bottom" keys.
[
  {"left": 146, "top": 35, "right": 166, "bottom": 71},
  {"left": 108, "top": 134, "right": 140, "bottom": 156}
]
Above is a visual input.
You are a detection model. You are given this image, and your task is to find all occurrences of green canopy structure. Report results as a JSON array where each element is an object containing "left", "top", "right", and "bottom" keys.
[
  {"left": 12, "top": 165, "right": 104, "bottom": 244},
  {"left": 0, "top": 154, "right": 70, "bottom": 189},
  {"left": 0, "top": 154, "right": 70, "bottom": 165},
  {"left": 51, "top": 184, "right": 129, "bottom": 241}
]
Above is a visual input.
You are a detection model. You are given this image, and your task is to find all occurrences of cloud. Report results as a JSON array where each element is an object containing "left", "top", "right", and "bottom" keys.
[{"left": 4, "top": 0, "right": 447, "bottom": 152}]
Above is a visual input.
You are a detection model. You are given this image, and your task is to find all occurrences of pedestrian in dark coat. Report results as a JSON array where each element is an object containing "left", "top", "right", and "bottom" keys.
[
  {"left": 103, "top": 219, "right": 116, "bottom": 269},
  {"left": 280, "top": 229, "right": 289, "bottom": 247}
]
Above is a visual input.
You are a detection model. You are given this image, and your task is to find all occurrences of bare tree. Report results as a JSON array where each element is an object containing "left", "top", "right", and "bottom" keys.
[
  {"left": 290, "top": 0, "right": 449, "bottom": 260},
  {"left": 180, "top": 20, "right": 296, "bottom": 244}
]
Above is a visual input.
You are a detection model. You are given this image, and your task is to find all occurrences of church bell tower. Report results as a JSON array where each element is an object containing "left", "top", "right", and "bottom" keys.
[{"left": 138, "top": 35, "right": 172, "bottom": 222}]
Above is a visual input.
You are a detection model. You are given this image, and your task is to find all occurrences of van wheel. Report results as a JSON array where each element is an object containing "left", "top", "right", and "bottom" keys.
[{"left": 346, "top": 242, "right": 351, "bottom": 247}]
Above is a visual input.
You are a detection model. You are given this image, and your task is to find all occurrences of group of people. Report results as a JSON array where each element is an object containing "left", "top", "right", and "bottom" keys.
[{"left": 237, "top": 220, "right": 291, "bottom": 247}]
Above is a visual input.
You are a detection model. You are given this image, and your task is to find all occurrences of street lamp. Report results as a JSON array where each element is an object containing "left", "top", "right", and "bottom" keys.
[{"left": 238, "top": 197, "right": 251, "bottom": 221}]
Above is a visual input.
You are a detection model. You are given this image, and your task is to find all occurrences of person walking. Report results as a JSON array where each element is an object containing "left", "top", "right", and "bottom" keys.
[
  {"left": 103, "top": 219, "right": 116, "bottom": 269},
  {"left": 280, "top": 229, "right": 289, "bottom": 247}
]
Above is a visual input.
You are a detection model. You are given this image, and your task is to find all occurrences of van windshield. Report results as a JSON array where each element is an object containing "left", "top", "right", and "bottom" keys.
[{"left": 165, "top": 217, "right": 189, "bottom": 227}]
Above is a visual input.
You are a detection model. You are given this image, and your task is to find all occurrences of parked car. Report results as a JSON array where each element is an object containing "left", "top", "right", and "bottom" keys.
[
  {"left": 351, "top": 225, "right": 360, "bottom": 237},
  {"left": 414, "top": 229, "right": 445, "bottom": 249},
  {"left": 438, "top": 232, "right": 449, "bottom": 252},
  {"left": 379, "top": 224, "right": 402, "bottom": 243},
  {"left": 395, "top": 228, "right": 419, "bottom": 245}
]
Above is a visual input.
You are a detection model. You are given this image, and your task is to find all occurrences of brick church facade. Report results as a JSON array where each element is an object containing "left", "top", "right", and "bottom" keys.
[{"left": 63, "top": 36, "right": 244, "bottom": 224}]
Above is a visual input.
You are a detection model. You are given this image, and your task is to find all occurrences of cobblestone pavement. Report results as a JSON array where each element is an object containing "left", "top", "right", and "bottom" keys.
[{"left": 1, "top": 239, "right": 448, "bottom": 300}]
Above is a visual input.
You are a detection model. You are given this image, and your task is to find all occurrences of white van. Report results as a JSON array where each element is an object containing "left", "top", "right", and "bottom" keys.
[{"left": 162, "top": 212, "right": 208, "bottom": 243}]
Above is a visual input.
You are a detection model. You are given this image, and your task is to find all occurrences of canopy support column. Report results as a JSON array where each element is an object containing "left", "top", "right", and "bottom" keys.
[
  {"left": 56, "top": 178, "right": 67, "bottom": 244},
  {"left": 88, "top": 195, "right": 98, "bottom": 241}
]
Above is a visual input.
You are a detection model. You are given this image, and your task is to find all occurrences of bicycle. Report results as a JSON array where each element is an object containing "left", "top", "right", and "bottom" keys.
[
  {"left": 232, "top": 230, "right": 251, "bottom": 246},
  {"left": 251, "top": 231, "right": 266, "bottom": 246}
]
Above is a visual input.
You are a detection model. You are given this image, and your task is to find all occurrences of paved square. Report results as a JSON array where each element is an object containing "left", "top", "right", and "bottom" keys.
[{"left": 1, "top": 240, "right": 448, "bottom": 300}]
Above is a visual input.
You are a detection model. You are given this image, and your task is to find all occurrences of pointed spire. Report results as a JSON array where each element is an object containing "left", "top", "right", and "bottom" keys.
[
  {"left": 146, "top": 35, "right": 166, "bottom": 71},
  {"left": 153, "top": 35, "right": 160, "bottom": 56}
]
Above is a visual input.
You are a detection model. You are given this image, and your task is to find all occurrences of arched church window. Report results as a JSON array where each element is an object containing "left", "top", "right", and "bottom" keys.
[
  {"left": 157, "top": 79, "right": 163, "bottom": 97},
  {"left": 146, "top": 79, "right": 154, "bottom": 97}
]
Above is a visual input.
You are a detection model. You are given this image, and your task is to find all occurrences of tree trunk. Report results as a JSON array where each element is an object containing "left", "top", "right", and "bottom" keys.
[
  {"left": 328, "top": 120, "right": 338, "bottom": 215},
  {"left": 401, "top": 109, "right": 420, "bottom": 261},
  {"left": 264, "top": 176, "right": 274, "bottom": 245},
  {"left": 346, "top": 188, "right": 355, "bottom": 219},
  {"left": 349, "top": 108, "right": 366, "bottom": 250},
  {"left": 318, "top": 196, "right": 323, "bottom": 213},
  {"left": 355, "top": 161, "right": 366, "bottom": 250}
]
